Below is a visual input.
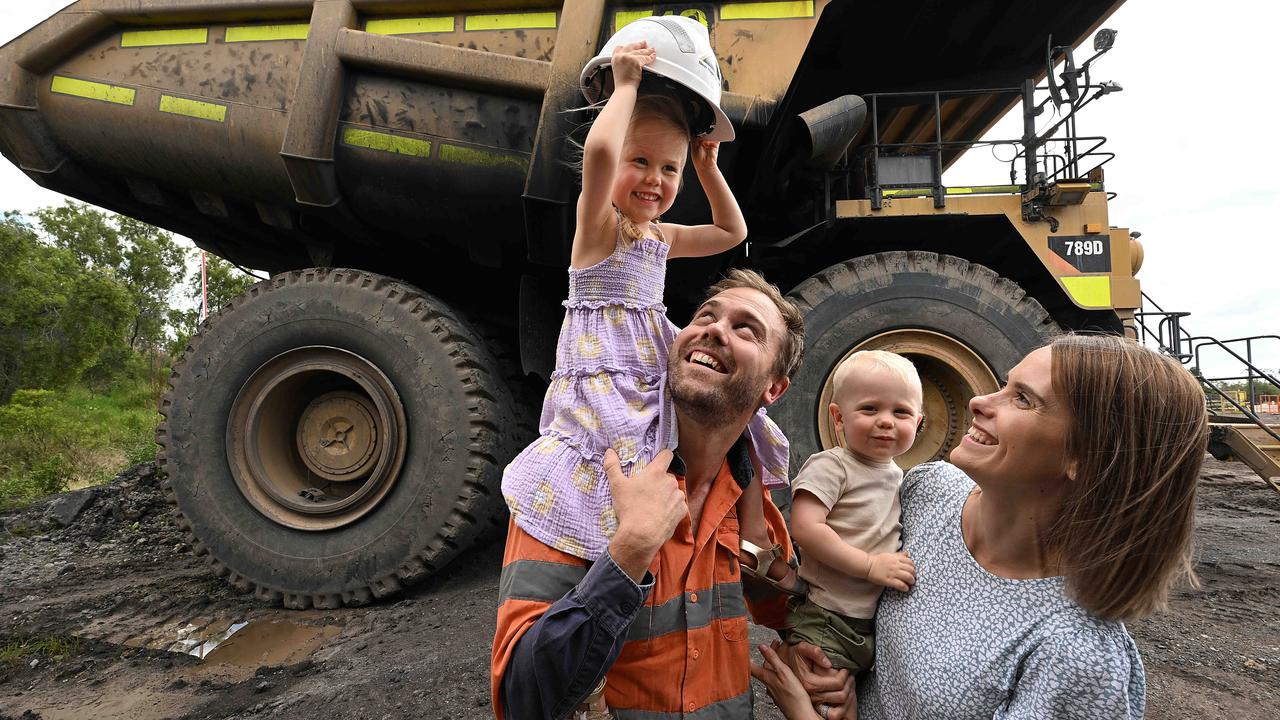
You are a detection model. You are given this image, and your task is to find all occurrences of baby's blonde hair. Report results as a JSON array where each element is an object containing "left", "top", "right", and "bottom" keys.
[{"left": 831, "top": 350, "right": 923, "bottom": 410}]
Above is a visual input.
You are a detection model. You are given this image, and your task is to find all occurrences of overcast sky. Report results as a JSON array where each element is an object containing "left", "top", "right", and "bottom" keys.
[{"left": 3, "top": 1, "right": 1277, "bottom": 378}]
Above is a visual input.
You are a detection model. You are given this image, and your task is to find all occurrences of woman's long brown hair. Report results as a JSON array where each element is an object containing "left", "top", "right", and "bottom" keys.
[{"left": 1048, "top": 334, "right": 1208, "bottom": 621}]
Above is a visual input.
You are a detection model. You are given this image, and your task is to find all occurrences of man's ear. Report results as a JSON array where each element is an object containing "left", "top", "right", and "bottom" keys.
[{"left": 760, "top": 375, "right": 790, "bottom": 408}]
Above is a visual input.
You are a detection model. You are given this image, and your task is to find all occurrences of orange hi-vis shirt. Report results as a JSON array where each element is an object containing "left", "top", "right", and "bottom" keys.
[{"left": 491, "top": 454, "right": 792, "bottom": 719}]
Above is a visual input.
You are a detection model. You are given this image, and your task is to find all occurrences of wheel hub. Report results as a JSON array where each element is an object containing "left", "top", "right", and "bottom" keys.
[
  {"left": 817, "top": 330, "right": 999, "bottom": 469},
  {"left": 297, "top": 391, "right": 380, "bottom": 481},
  {"left": 227, "top": 347, "right": 408, "bottom": 531}
]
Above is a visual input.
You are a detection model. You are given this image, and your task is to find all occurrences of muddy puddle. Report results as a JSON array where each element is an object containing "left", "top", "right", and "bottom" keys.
[
  {"left": 76, "top": 612, "right": 340, "bottom": 666},
  {"left": 198, "top": 619, "right": 340, "bottom": 666}
]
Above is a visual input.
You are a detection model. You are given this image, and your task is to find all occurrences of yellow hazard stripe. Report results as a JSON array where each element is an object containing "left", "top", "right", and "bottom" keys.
[
  {"left": 615, "top": 10, "right": 709, "bottom": 32},
  {"left": 342, "top": 128, "right": 432, "bottom": 158},
  {"left": 1060, "top": 275, "right": 1112, "bottom": 308},
  {"left": 439, "top": 144, "right": 529, "bottom": 173},
  {"left": 464, "top": 12, "right": 557, "bottom": 31},
  {"left": 365, "top": 16, "right": 455, "bottom": 35},
  {"left": 50, "top": 76, "right": 135, "bottom": 106},
  {"left": 159, "top": 95, "right": 226, "bottom": 122},
  {"left": 615, "top": 10, "right": 655, "bottom": 31},
  {"left": 882, "top": 185, "right": 1022, "bottom": 198},
  {"left": 225, "top": 24, "right": 310, "bottom": 42},
  {"left": 121, "top": 28, "right": 208, "bottom": 47},
  {"left": 721, "top": 1, "right": 815, "bottom": 20}
]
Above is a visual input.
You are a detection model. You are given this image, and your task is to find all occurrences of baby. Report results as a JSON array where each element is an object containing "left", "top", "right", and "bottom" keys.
[{"left": 786, "top": 350, "right": 922, "bottom": 713}]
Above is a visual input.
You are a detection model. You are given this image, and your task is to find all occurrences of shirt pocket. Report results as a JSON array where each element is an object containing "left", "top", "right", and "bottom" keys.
[{"left": 714, "top": 524, "right": 748, "bottom": 642}]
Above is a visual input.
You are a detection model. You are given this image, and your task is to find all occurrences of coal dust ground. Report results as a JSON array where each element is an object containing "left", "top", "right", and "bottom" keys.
[{"left": 1, "top": 458, "right": 1275, "bottom": 719}]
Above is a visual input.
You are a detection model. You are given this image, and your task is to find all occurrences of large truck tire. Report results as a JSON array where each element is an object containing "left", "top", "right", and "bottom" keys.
[
  {"left": 773, "top": 251, "right": 1060, "bottom": 473},
  {"left": 157, "top": 268, "right": 519, "bottom": 609}
]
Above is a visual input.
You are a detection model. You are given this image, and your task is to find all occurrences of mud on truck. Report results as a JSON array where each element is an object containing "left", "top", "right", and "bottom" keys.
[{"left": 1, "top": 0, "right": 1181, "bottom": 608}]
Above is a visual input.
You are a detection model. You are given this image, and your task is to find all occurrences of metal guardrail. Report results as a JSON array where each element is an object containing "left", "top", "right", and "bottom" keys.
[
  {"left": 1135, "top": 292, "right": 1280, "bottom": 446},
  {"left": 855, "top": 79, "right": 1118, "bottom": 215}
]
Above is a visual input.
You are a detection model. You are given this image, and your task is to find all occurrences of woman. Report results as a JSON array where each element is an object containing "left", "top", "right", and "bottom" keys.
[{"left": 753, "top": 334, "right": 1208, "bottom": 719}]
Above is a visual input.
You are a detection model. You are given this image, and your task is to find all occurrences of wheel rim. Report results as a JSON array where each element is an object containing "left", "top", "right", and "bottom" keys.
[
  {"left": 816, "top": 330, "right": 999, "bottom": 469},
  {"left": 227, "top": 346, "right": 408, "bottom": 531}
]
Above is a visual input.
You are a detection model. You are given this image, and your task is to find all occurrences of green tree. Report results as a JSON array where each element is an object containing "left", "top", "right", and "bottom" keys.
[
  {"left": 1216, "top": 378, "right": 1280, "bottom": 397},
  {"left": 117, "top": 215, "right": 187, "bottom": 350},
  {"left": 0, "top": 213, "right": 132, "bottom": 403},
  {"left": 168, "top": 253, "right": 259, "bottom": 355},
  {"left": 35, "top": 202, "right": 186, "bottom": 352}
]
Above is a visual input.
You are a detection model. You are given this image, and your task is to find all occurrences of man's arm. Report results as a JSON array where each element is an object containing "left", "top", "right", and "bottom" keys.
[
  {"left": 492, "top": 449, "right": 686, "bottom": 719},
  {"left": 491, "top": 522, "right": 651, "bottom": 720}
]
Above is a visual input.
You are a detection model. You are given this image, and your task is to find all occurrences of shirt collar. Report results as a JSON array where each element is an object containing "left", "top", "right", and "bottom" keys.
[{"left": 671, "top": 431, "right": 754, "bottom": 490}]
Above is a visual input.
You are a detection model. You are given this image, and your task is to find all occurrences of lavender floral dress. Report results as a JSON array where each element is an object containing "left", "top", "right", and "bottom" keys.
[{"left": 501, "top": 224, "right": 790, "bottom": 561}]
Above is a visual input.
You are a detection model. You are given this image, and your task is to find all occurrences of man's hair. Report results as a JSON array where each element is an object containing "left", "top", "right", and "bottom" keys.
[
  {"left": 830, "top": 350, "right": 922, "bottom": 410},
  {"left": 1047, "top": 333, "right": 1208, "bottom": 621},
  {"left": 703, "top": 268, "right": 805, "bottom": 379}
]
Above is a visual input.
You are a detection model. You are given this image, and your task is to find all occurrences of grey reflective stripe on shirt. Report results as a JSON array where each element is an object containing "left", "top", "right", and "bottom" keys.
[
  {"left": 714, "top": 580, "right": 746, "bottom": 619},
  {"left": 613, "top": 690, "right": 753, "bottom": 719},
  {"left": 625, "top": 582, "right": 745, "bottom": 641},
  {"left": 498, "top": 559, "right": 587, "bottom": 603}
]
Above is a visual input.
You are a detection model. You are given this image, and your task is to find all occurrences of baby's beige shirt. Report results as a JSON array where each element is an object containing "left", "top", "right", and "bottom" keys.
[{"left": 793, "top": 447, "right": 903, "bottom": 619}]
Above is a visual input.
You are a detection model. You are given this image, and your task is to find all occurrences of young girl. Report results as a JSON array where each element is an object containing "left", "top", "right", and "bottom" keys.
[{"left": 501, "top": 38, "right": 802, "bottom": 593}]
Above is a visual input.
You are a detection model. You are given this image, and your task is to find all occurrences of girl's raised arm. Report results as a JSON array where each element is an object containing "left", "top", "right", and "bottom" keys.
[
  {"left": 573, "top": 42, "right": 654, "bottom": 269},
  {"left": 663, "top": 140, "right": 748, "bottom": 258}
]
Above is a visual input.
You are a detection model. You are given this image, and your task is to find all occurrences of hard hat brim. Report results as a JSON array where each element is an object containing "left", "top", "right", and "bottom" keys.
[{"left": 580, "top": 62, "right": 735, "bottom": 142}]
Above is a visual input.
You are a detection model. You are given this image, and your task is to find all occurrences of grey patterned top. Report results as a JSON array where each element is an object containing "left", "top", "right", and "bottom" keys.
[{"left": 859, "top": 462, "right": 1145, "bottom": 720}]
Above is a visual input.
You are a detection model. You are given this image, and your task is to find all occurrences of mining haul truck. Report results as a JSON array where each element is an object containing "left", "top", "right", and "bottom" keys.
[{"left": 5, "top": 0, "right": 1275, "bottom": 608}]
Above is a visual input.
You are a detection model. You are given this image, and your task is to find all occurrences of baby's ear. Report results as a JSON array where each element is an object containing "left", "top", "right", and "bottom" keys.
[{"left": 915, "top": 415, "right": 926, "bottom": 435}]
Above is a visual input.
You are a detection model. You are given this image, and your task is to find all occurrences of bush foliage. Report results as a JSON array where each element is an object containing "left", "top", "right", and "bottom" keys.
[
  {"left": 0, "top": 386, "right": 160, "bottom": 510},
  {"left": 0, "top": 202, "right": 257, "bottom": 510}
]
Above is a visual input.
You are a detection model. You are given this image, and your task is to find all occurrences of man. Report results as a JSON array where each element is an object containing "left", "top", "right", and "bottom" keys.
[{"left": 491, "top": 269, "right": 825, "bottom": 719}]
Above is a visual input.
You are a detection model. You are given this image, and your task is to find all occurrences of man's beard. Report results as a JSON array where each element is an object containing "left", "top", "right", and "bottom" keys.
[{"left": 667, "top": 352, "right": 763, "bottom": 427}]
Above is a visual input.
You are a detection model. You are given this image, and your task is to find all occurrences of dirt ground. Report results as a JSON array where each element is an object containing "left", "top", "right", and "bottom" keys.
[{"left": 0, "top": 457, "right": 1276, "bottom": 720}]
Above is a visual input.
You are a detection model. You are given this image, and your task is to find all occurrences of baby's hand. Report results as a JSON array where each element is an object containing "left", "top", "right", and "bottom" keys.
[
  {"left": 692, "top": 140, "right": 720, "bottom": 172},
  {"left": 866, "top": 551, "right": 916, "bottom": 592},
  {"left": 611, "top": 41, "right": 656, "bottom": 89}
]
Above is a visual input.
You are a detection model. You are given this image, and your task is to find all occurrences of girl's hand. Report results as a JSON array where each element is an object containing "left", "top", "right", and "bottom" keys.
[
  {"left": 611, "top": 41, "right": 656, "bottom": 89},
  {"left": 692, "top": 140, "right": 720, "bottom": 173},
  {"left": 751, "top": 642, "right": 822, "bottom": 720}
]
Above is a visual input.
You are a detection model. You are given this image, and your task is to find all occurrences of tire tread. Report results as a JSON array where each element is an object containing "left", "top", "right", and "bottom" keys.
[{"left": 158, "top": 267, "right": 523, "bottom": 607}]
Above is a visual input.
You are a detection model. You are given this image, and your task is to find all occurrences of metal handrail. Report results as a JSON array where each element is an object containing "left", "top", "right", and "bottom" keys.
[
  {"left": 857, "top": 79, "right": 1115, "bottom": 214},
  {"left": 1134, "top": 293, "right": 1280, "bottom": 445}
]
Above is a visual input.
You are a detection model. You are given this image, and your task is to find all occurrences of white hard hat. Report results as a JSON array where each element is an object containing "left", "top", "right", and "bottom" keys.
[{"left": 580, "top": 16, "right": 734, "bottom": 142}]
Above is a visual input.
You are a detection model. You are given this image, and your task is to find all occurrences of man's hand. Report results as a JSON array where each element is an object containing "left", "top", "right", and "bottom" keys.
[
  {"left": 609, "top": 41, "right": 656, "bottom": 90},
  {"left": 605, "top": 448, "right": 686, "bottom": 581},
  {"left": 783, "top": 642, "right": 853, "bottom": 715},
  {"left": 866, "top": 551, "right": 916, "bottom": 592}
]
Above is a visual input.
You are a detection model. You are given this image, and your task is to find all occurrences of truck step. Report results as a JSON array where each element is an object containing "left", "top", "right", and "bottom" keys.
[{"left": 1210, "top": 423, "right": 1280, "bottom": 493}]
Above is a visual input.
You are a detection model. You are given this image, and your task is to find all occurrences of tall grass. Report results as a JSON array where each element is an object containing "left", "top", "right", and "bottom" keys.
[
  {"left": 0, "top": 635, "right": 82, "bottom": 665},
  {"left": 0, "top": 383, "right": 160, "bottom": 511}
]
